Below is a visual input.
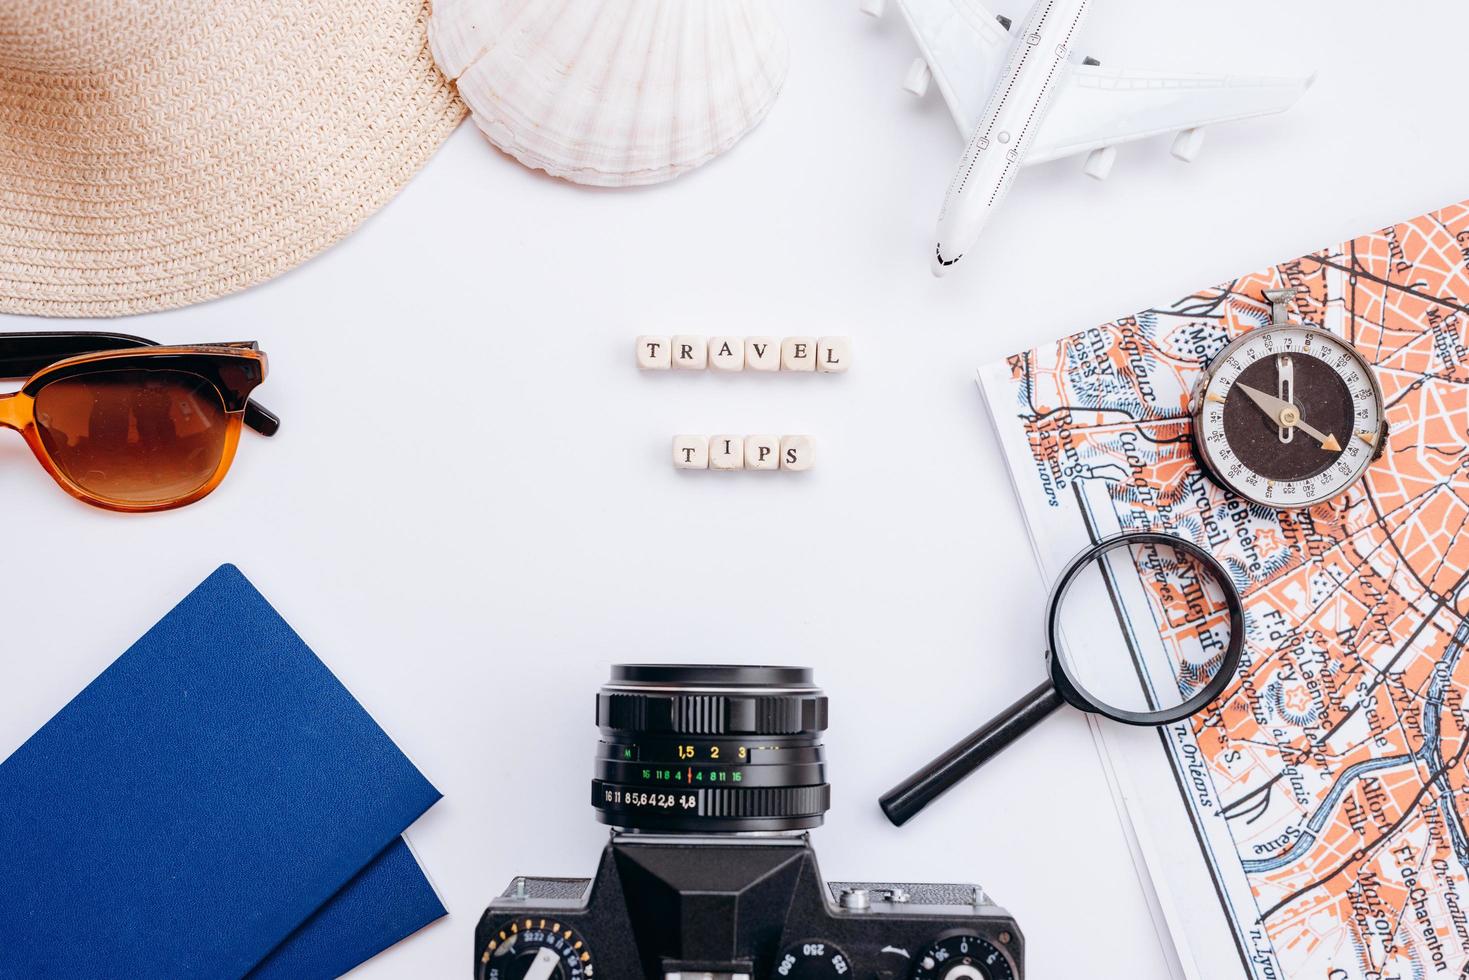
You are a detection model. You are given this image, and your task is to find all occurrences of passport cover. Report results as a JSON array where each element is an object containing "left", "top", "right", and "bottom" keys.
[
  {"left": 248, "top": 837, "right": 447, "bottom": 980},
  {"left": 0, "top": 564, "right": 443, "bottom": 978}
]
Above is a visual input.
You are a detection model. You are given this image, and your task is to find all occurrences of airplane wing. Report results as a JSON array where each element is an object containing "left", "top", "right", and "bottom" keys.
[
  {"left": 889, "top": 0, "right": 1009, "bottom": 134},
  {"left": 1024, "top": 65, "right": 1315, "bottom": 165},
  {"left": 883, "top": 0, "right": 1312, "bottom": 169}
]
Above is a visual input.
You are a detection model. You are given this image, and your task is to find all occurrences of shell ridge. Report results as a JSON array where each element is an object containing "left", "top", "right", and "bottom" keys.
[
  {"left": 430, "top": 0, "right": 789, "bottom": 187},
  {"left": 457, "top": 0, "right": 579, "bottom": 158},
  {"left": 570, "top": 0, "right": 645, "bottom": 170},
  {"left": 511, "top": 0, "right": 617, "bottom": 169},
  {"left": 428, "top": 0, "right": 534, "bottom": 81}
]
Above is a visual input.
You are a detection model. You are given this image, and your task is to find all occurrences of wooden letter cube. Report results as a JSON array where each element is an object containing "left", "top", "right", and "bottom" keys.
[
  {"left": 816, "top": 336, "right": 851, "bottom": 373},
  {"left": 672, "top": 435, "right": 709, "bottom": 469},
  {"left": 672, "top": 336, "right": 707, "bottom": 370},
  {"left": 710, "top": 435, "right": 745, "bottom": 470},
  {"left": 780, "top": 435, "right": 815, "bottom": 471},
  {"left": 709, "top": 337, "right": 744, "bottom": 372},
  {"left": 636, "top": 336, "right": 671, "bottom": 370},
  {"left": 745, "top": 337, "right": 780, "bottom": 372},
  {"left": 781, "top": 337, "right": 816, "bottom": 371},
  {"left": 745, "top": 435, "right": 780, "bottom": 470}
]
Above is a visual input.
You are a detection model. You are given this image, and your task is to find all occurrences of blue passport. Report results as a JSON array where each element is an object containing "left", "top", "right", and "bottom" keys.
[
  {"left": 0, "top": 564, "right": 445, "bottom": 978},
  {"left": 249, "top": 837, "right": 446, "bottom": 980}
]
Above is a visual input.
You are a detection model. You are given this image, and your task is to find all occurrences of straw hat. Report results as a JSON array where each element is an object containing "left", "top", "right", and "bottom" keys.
[{"left": 0, "top": 0, "right": 465, "bottom": 317}]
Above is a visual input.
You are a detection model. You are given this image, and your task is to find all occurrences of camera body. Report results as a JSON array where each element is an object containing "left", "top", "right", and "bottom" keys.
[
  {"left": 478, "top": 833, "right": 1021, "bottom": 980},
  {"left": 476, "top": 666, "right": 1023, "bottom": 980}
]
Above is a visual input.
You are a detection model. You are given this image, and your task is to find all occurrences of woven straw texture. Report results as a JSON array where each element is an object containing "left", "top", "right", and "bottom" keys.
[{"left": 0, "top": 0, "right": 466, "bottom": 318}]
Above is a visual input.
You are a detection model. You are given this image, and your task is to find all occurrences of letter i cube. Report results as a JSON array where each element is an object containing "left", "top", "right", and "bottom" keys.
[{"left": 710, "top": 435, "right": 745, "bottom": 470}]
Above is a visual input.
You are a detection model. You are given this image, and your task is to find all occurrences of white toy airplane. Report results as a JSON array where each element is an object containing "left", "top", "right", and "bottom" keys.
[{"left": 863, "top": 0, "right": 1314, "bottom": 276}]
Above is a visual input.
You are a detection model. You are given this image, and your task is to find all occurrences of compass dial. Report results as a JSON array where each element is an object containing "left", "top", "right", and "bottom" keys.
[
  {"left": 1194, "top": 324, "right": 1385, "bottom": 508},
  {"left": 478, "top": 918, "right": 594, "bottom": 980}
]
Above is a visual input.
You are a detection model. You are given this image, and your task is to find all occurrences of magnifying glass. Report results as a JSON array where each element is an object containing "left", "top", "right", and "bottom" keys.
[{"left": 880, "top": 531, "right": 1244, "bottom": 827}]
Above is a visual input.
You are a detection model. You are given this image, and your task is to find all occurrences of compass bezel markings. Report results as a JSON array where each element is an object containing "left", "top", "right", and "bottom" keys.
[{"left": 1198, "top": 325, "right": 1383, "bottom": 507}]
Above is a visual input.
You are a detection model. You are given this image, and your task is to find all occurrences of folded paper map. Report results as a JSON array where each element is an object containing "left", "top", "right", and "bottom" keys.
[{"left": 979, "top": 199, "right": 1469, "bottom": 979}]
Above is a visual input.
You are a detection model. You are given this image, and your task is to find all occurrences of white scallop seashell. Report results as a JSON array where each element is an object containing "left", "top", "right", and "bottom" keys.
[{"left": 427, "top": 0, "right": 789, "bottom": 187}]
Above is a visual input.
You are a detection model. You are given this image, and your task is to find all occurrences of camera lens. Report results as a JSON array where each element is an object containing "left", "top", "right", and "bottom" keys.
[{"left": 592, "top": 664, "right": 830, "bottom": 833}]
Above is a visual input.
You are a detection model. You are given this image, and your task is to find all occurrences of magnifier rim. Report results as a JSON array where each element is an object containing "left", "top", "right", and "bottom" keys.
[{"left": 1045, "top": 531, "right": 1244, "bottom": 727}]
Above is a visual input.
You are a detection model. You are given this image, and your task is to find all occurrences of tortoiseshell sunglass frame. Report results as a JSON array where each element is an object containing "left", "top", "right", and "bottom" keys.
[{"left": 0, "top": 332, "right": 278, "bottom": 513}]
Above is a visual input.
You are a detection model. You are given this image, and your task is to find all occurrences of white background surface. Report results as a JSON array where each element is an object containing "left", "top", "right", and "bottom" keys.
[{"left": 4, "top": 2, "right": 1469, "bottom": 977}]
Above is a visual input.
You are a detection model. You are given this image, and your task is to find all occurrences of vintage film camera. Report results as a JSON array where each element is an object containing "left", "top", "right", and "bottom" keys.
[{"left": 476, "top": 665, "right": 1024, "bottom": 980}]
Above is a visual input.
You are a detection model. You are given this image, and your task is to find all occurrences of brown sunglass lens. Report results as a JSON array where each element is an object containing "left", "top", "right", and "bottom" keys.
[{"left": 34, "top": 369, "right": 229, "bottom": 505}]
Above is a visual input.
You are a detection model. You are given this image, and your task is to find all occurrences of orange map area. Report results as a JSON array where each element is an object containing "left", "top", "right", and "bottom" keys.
[{"left": 996, "top": 201, "right": 1469, "bottom": 978}]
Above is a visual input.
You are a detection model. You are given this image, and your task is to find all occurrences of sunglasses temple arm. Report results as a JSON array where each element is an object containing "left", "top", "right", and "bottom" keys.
[
  {"left": 878, "top": 679, "right": 1065, "bottom": 827},
  {"left": 244, "top": 399, "right": 281, "bottom": 437}
]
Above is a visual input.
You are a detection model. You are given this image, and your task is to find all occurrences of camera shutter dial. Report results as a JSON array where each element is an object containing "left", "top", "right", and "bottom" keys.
[
  {"left": 909, "top": 933, "right": 1014, "bottom": 980},
  {"left": 772, "top": 939, "right": 854, "bottom": 978},
  {"left": 478, "top": 919, "right": 594, "bottom": 980}
]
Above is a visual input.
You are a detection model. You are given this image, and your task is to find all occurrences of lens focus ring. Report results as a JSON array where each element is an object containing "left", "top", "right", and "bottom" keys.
[{"left": 598, "top": 691, "right": 826, "bottom": 736}]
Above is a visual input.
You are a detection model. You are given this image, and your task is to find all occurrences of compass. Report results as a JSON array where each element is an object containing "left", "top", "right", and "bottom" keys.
[{"left": 1192, "top": 288, "right": 1387, "bottom": 508}]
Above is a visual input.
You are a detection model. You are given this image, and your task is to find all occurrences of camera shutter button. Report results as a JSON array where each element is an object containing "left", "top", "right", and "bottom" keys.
[{"left": 937, "top": 968, "right": 985, "bottom": 980}]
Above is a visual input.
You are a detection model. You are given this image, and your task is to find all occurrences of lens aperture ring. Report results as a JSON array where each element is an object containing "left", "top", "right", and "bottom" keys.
[{"left": 592, "top": 779, "right": 830, "bottom": 821}]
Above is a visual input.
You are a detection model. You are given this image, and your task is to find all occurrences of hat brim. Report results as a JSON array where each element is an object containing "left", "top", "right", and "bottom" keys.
[{"left": 0, "top": 0, "right": 465, "bottom": 317}]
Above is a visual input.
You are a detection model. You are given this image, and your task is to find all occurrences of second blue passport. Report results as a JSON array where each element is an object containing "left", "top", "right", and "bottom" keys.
[{"left": 0, "top": 564, "right": 444, "bottom": 978}]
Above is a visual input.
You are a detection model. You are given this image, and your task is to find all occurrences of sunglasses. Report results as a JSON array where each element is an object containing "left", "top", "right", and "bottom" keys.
[{"left": 0, "top": 332, "right": 277, "bottom": 512}]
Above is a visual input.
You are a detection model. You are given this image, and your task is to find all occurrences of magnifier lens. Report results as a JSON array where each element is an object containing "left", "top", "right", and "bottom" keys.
[{"left": 1054, "top": 538, "right": 1235, "bottom": 719}]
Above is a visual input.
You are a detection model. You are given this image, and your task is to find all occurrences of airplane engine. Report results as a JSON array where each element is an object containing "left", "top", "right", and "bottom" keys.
[
  {"left": 1083, "top": 146, "right": 1117, "bottom": 180},
  {"left": 1171, "top": 127, "right": 1206, "bottom": 163},
  {"left": 903, "top": 58, "right": 932, "bottom": 96}
]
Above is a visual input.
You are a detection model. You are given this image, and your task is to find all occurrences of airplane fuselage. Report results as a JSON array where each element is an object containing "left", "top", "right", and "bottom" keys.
[{"left": 932, "top": 0, "right": 1093, "bottom": 276}]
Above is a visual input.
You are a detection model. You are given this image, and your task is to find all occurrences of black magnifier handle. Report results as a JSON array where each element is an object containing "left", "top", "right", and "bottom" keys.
[{"left": 880, "top": 680, "right": 1066, "bottom": 827}]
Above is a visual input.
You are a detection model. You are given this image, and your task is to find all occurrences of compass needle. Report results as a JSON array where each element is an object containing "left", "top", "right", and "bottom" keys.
[
  {"left": 1277, "top": 355, "right": 1295, "bottom": 444},
  {"left": 1234, "top": 382, "right": 1341, "bottom": 452},
  {"left": 1293, "top": 416, "right": 1341, "bottom": 451},
  {"left": 1234, "top": 382, "right": 1295, "bottom": 425}
]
